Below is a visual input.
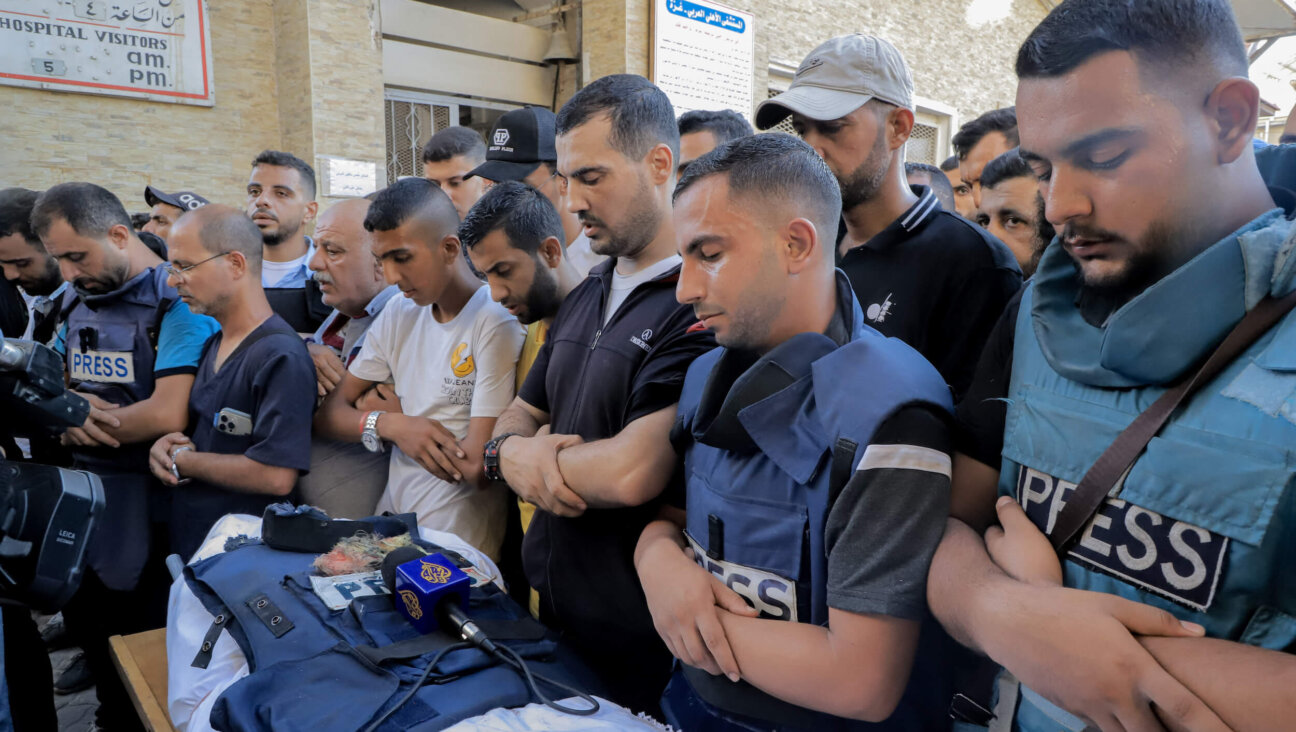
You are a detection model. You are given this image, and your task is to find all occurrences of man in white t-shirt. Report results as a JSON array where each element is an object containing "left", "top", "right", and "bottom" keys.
[
  {"left": 245, "top": 150, "right": 328, "bottom": 334},
  {"left": 316, "top": 178, "right": 524, "bottom": 559}
]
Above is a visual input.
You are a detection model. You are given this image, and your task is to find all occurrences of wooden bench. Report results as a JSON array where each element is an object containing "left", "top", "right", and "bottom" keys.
[{"left": 109, "top": 628, "right": 177, "bottom": 732}]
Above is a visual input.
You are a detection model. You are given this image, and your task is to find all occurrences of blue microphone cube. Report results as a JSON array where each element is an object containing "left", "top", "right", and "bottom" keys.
[{"left": 393, "top": 552, "right": 472, "bottom": 635}]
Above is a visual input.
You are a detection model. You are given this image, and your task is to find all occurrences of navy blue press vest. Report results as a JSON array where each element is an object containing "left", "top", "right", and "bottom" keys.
[
  {"left": 62, "top": 266, "right": 176, "bottom": 468},
  {"left": 184, "top": 531, "right": 603, "bottom": 731},
  {"left": 672, "top": 274, "right": 953, "bottom": 730}
]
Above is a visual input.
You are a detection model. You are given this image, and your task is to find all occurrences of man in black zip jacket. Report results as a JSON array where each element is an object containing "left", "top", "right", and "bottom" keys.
[{"left": 484, "top": 75, "right": 715, "bottom": 714}]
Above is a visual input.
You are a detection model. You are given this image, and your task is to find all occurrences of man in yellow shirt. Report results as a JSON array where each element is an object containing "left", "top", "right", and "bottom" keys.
[{"left": 461, "top": 180, "right": 586, "bottom": 609}]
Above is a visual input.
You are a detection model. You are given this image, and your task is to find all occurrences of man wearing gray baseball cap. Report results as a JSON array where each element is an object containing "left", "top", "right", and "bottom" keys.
[{"left": 757, "top": 34, "right": 1021, "bottom": 401}]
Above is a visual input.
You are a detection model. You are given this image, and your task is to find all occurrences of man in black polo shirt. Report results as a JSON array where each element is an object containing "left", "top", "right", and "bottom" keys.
[
  {"left": 484, "top": 74, "right": 715, "bottom": 714},
  {"left": 756, "top": 34, "right": 1021, "bottom": 400}
]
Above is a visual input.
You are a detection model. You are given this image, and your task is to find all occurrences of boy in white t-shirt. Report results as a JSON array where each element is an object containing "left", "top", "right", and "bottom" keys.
[{"left": 316, "top": 179, "right": 524, "bottom": 558}]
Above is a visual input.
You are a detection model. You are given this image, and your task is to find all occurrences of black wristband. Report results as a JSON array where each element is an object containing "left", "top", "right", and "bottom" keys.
[{"left": 482, "top": 432, "right": 520, "bottom": 483}]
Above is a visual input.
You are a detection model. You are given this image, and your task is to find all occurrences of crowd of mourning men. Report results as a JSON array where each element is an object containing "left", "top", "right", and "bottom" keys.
[{"left": 2, "top": 0, "right": 1296, "bottom": 729}]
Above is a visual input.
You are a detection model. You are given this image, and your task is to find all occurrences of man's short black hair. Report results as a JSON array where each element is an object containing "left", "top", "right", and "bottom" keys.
[
  {"left": 980, "top": 149, "right": 1036, "bottom": 190},
  {"left": 905, "top": 162, "right": 955, "bottom": 211},
  {"left": 1280, "top": 135, "right": 1296, "bottom": 145},
  {"left": 1016, "top": 0, "right": 1247, "bottom": 80},
  {"left": 459, "top": 181, "right": 565, "bottom": 256},
  {"left": 557, "top": 74, "right": 680, "bottom": 162},
  {"left": 364, "top": 177, "right": 454, "bottom": 233},
  {"left": 252, "top": 150, "right": 317, "bottom": 200},
  {"left": 675, "top": 133, "right": 841, "bottom": 245},
  {"left": 30, "top": 182, "right": 132, "bottom": 239},
  {"left": 0, "top": 188, "right": 43, "bottom": 247},
  {"left": 422, "top": 127, "right": 487, "bottom": 165},
  {"left": 939, "top": 155, "right": 960, "bottom": 173},
  {"left": 952, "top": 107, "right": 1019, "bottom": 160},
  {"left": 678, "top": 110, "right": 754, "bottom": 147}
]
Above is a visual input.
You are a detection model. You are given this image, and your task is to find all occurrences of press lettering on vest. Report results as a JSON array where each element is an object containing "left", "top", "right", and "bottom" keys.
[
  {"left": 686, "top": 533, "right": 797, "bottom": 621},
  {"left": 1016, "top": 467, "right": 1228, "bottom": 612},
  {"left": 309, "top": 571, "right": 390, "bottom": 611},
  {"left": 68, "top": 350, "right": 135, "bottom": 384}
]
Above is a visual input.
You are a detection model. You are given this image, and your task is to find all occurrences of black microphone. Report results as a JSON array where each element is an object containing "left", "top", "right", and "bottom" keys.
[{"left": 380, "top": 547, "right": 497, "bottom": 653}]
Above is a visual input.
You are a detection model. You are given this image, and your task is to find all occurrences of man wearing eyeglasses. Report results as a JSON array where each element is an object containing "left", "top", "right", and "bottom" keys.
[
  {"left": 147, "top": 205, "right": 315, "bottom": 561},
  {"left": 30, "top": 182, "right": 219, "bottom": 732}
]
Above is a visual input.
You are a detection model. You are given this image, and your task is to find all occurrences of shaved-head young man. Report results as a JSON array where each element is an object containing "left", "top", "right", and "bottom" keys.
[{"left": 317, "top": 178, "right": 524, "bottom": 559}]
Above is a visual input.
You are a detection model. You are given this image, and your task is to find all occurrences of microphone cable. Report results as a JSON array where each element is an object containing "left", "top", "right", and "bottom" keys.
[{"left": 358, "top": 630, "right": 601, "bottom": 731}]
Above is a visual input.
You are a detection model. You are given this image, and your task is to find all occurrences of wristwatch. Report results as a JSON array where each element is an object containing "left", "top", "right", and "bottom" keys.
[
  {"left": 361, "top": 411, "right": 385, "bottom": 453},
  {"left": 482, "top": 432, "right": 519, "bottom": 483}
]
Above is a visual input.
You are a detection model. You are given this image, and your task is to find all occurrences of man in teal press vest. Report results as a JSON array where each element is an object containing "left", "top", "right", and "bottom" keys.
[
  {"left": 930, "top": 1, "right": 1296, "bottom": 730},
  {"left": 635, "top": 133, "right": 956, "bottom": 729}
]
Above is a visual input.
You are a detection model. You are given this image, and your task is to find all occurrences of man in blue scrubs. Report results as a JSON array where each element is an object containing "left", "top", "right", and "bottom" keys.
[{"left": 147, "top": 205, "right": 315, "bottom": 560}]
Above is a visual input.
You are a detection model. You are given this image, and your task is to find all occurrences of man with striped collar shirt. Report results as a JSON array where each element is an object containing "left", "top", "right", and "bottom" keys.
[{"left": 757, "top": 35, "right": 1021, "bottom": 400}]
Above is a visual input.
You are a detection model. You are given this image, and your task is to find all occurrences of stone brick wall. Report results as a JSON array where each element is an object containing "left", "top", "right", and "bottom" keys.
[
  {"left": 584, "top": 0, "right": 1050, "bottom": 126},
  {"left": 0, "top": 0, "right": 385, "bottom": 216}
]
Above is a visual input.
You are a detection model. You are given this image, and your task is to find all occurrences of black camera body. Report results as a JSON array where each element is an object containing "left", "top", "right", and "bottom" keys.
[
  {"left": 0, "top": 461, "right": 103, "bottom": 612},
  {"left": 0, "top": 338, "right": 101, "bottom": 611}
]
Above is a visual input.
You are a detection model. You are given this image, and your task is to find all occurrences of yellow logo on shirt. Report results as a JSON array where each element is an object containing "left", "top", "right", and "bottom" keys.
[{"left": 450, "top": 342, "right": 475, "bottom": 377}]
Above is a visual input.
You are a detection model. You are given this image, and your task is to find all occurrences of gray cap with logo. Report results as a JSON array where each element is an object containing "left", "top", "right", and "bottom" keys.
[{"left": 755, "top": 34, "right": 914, "bottom": 130}]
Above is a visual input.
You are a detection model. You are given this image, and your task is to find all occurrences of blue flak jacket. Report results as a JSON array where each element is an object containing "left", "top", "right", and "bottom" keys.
[
  {"left": 61, "top": 266, "right": 175, "bottom": 468},
  {"left": 184, "top": 523, "right": 603, "bottom": 732},
  {"left": 1000, "top": 210, "right": 1296, "bottom": 731},
  {"left": 671, "top": 271, "right": 954, "bottom": 731}
]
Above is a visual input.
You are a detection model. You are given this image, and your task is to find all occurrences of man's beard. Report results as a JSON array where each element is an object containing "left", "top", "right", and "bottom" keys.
[
  {"left": 517, "top": 264, "right": 562, "bottom": 325},
  {"left": 24, "top": 259, "right": 63, "bottom": 296},
  {"left": 259, "top": 214, "right": 303, "bottom": 247},
  {"left": 1068, "top": 217, "right": 1187, "bottom": 310},
  {"left": 584, "top": 177, "right": 661, "bottom": 259},
  {"left": 73, "top": 259, "right": 130, "bottom": 297},
  {"left": 838, "top": 132, "right": 891, "bottom": 210}
]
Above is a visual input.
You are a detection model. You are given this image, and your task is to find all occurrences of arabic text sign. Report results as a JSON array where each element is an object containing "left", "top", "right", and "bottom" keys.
[
  {"left": 0, "top": 0, "right": 214, "bottom": 106},
  {"left": 319, "top": 156, "right": 379, "bottom": 198},
  {"left": 653, "top": 0, "right": 755, "bottom": 122}
]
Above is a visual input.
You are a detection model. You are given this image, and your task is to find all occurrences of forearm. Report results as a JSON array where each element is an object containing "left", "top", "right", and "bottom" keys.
[
  {"left": 102, "top": 398, "right": 188, "bottom": 443},
  {"left": 634, "top": 517, "right": 687, "bottom": 571},
  {"left": 492, "top": 401, "right": 544, "bottom": 438},
  {"left": 557, "top": 439, "right": 670, "bottom": 508},
  {"left": 316, "top": 388, "right": 367, "bottom": 442},
  {"left": 1141, "top": 636, "right": 1296, "bottom": 729},
  {"left": 716, "top": 611, "right": 916, "bottom": 722},
  {"left": 174, "top": 451, "right": 297, "bottom": 495},
  {"left": 927, "top": 517, "right": 1013, "bottom": 653}
]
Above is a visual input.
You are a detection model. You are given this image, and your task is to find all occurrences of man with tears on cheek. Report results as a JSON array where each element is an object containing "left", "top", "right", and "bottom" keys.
[
  {"left": 147, "top": 205, "right": 315, "bottom": 561},
  {"left": 634, "top": 133, "right": 956, "bottom": 730}
]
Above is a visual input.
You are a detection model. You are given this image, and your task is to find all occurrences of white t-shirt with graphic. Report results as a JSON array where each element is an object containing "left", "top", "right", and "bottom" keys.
[{"left": 349, "top": 286, "right": 525, "bottom": 559}]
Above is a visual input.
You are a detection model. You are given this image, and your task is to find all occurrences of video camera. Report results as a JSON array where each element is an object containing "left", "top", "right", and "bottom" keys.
[{"left": 0, "top": 338, "right": 102, "bottom": 611}]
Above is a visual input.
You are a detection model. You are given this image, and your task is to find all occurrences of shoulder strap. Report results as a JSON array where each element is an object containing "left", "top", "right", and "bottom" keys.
[
  {"left": 1051, "top": 289, "right": 1296, "bottom": 553},
  {"left": 148, "top": 296, "right": 175, "bottom": 352}
]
